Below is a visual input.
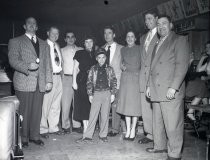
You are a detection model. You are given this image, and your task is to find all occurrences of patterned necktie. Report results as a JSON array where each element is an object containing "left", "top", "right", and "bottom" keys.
[
  {"left": 54, "top": 44, "right": 60, "bottom": 66},
  {"left": 31, "top": 36, "right": 36, "bottom": 44},
  {"left": 144, "top": 31, "right": 152, "bottom": 52},
  {"left": 106, "top": 46, "right": 111, "bottom": 65}
]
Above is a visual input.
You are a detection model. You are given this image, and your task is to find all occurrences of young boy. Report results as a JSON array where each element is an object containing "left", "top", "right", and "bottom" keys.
[{"left": 78, "top": 48, "right": 117, "bottom": 143}]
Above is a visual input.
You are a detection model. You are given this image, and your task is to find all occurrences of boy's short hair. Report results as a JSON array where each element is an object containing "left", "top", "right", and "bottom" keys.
[
  {"left": 95, "top": 48, "right": 107, "bottom": 57},
  {"left": 104, "top": 26, "right": 115, "bottom": 34}
]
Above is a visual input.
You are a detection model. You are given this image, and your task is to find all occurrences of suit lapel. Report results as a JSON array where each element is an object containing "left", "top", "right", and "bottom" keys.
[
  {"left": 141, "top": 35, "right": 147, "bottom": 61},
  {"left": 23, "top": 35, "right": 37, "bottom": 57},
  {"left": 110, "top": 43, "right": 120, "bottom": 66},
  {"left": 151, "top": 33, "right": 173, "bottom": 69}
]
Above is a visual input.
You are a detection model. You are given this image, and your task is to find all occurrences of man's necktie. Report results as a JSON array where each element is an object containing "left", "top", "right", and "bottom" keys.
[
  {"left": 106, "top": 46, "right": 111, "bottom": 65},
  {"left": 144, "top": 31, "right": 152, "bottom": 52},
  {"left": 31, "top": 36, "right": 36, "bottom": 44},
  {"left": 54, "top": 44, "right": 60, "bottom": 66}
]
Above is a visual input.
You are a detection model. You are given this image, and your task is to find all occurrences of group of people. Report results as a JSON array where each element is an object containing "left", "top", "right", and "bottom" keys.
[{"left": 9, "top": 10, "right": 210, "bottom": 160}]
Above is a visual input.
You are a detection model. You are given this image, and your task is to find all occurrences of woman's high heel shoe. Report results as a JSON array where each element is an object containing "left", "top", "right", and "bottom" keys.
[
  {"left": 128, "top": 137, "right": 135, "bottom": 141},
  {"left": 187, "top": 113, "right": 196, "bottom": 121}
]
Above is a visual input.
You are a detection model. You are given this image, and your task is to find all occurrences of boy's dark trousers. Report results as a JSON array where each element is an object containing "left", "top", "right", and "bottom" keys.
[{"left": 83, "top": 91, "right": 111, "bottom": 138}]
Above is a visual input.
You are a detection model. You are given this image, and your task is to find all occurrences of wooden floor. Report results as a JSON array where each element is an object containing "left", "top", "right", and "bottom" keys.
[{"left": 23, "top": 129, "right": 206, "bottom": 160}]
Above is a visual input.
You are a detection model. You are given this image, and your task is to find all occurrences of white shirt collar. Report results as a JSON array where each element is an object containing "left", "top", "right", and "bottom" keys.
[
  {"left": 47, "top": 39, "right": 55, "bottom": 46},
  {"left": 106, "top": 42, "right": 116, "bottom": 49},
  {"left": 25, "top": 33, "right": 37, "bottom": 41}
]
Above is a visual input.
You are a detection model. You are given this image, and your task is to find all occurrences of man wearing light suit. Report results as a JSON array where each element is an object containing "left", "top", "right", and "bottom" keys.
[
  {"left": 8, "top": 17, "right": 53, "bottom": 147},
  {"left": 139, "top": 11, "right": 158, "bottom": 144},
  {"left": 146, "top": 15, "right": 189, "bottom": 160},
  {"left": 40, "top": 26, "right": 63, "bottom": 137},
  {"left": 102, "top": 26, "right": 124, "bottom": 136}
]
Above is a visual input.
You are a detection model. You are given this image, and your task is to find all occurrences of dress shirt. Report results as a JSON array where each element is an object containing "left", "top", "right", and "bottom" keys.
[
  {"left": 144, "top": 27, "right": 157, "bottom": 50},
  {"left": 25, "top": 33, "right": 37, "bottom": 43},
  {"left": 156, "top": 34, "right": 168, "bottom": 53},
  {"left": 105, "top": 42, "right": 117, "bottom": 64},
  {"left": 47, "top": 39, "right": 62, "bottom": 73},
  {"left": 61, "top": 45, "right": 82, "bottom": 75}
]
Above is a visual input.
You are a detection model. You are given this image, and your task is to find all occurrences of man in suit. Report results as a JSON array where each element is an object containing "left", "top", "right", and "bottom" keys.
[
  {"left": 8, "top": 17, "right": 52, "bottom": 147},
  {"left": 139, "top": 11, "right": 158, "bottom": 144},
  {"left": 102, "top": 26, "right": 124, "bottom": 136},
  {"left": 146, "top": 15, "right": 189, "bottom": 160},
  {"left": 40, "top": 26, "right": 63, "bottom": 137},
  {"left": 61, "top": 31, "right": 83, "bottom": 134}
]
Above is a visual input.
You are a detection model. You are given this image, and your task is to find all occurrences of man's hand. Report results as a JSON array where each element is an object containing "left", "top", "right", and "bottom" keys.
[
  {"left": 146, "top": 87, "right": 150, "bottom": 98},
  {"left": 29, "top": 62, "right": 39, "bottom": 71},
  {"left": 166, "top": 88, "right": 176, "bottom": 100},
  {"left": 45, "top": 83, "right": 53, "bottom": 92},
  {"left": 72, "top": 82, "right": 78, "bottom": 90},
  {"left": 111, "top": 95, "right": 115, "bottom": 103},
  {"left": 89, "top": 96, "right": 93, "bottom": 103}
]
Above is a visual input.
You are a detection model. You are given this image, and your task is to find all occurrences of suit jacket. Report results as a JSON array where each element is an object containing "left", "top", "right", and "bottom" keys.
[
  {"left": 139, "top": 32, "right": 159, "bottom": 93},
  {"left": 148, "top": 31, "right": 190, "bottom": 102},
  {"left": 8, "top": 34, "right": 53, "bottom": 92},
  {"left": 102, "top": 43, "right": 123, "bottom": 89}
]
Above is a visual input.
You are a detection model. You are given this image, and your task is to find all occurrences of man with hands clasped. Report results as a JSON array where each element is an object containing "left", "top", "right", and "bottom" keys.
[
  {"left": 146, "top": 15, "right": 189, "bottom": 160},
  {"left": 78, "top": 48, "right": 117, "bottom": 143}
]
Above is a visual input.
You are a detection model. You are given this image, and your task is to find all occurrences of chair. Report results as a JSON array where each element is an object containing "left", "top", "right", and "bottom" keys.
[{"left": 0, "top": 96, "right": 24, "bottom": 160}]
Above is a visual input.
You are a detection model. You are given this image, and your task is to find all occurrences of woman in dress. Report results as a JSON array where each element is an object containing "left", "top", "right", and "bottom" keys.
[
  {"left": 186, "top": 41, "right": 210, "bottom": 121},
  {"left": 117, "top": 31, "right": 141, "bottom": 140},
  {"left": 72, "top": 36, "right": 97, "bottom": 133}
]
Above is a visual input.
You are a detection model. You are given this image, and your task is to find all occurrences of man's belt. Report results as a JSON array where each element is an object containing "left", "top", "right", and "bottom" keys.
[
  {"left": 64, "top": 74, "right": 73, "bottom": 76},
  {"left": 53, "top": 72, "right": 61, "bottom": 75}
]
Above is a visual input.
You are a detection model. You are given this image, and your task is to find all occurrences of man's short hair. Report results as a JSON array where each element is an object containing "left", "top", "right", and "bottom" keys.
[
  {"left": 48, "top": 26, "right": 60, "bottom": 33},
  {"left": 25, "top": 17, "right": 37, "bottom": 24},
  {"left": 158, "top": 14, "right": 172, "bottom": 23},
  {"left": 205, "top": 40, "right": 210, "bottom": 45},
  {"left": 104, "top": 26, "right": 115, "bottom": 34},
  {"left": 144, "top": 10, "right": 158, "bottom": 18}
]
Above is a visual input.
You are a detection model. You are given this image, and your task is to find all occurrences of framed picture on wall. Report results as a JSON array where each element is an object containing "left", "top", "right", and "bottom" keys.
[
  {"left": 168, "top": 0, "right": 185, "bottom": 21},
  {"left": 157, "top": 2, "right": 173, "bottom": 18},
  {"left": 181, "top": 0, "right": 199, "bottom": 18},
  {"left": 196, "top": 0, "right": 210, "bottom": 13}
]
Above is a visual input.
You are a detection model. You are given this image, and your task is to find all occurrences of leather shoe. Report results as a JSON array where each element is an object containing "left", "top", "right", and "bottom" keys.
[
  {"left": 72, "top": 127, "right": 83, "bottom": 133},
  {"left": 62, "top": 128, "right": 71, "bottom": 134},
  {"left": 29, "top": 139, "right": 44, "bottom": 146},
  {"left": 50, "top": 130, "right": 65, "bottom": 135},
  {"left": 138, "top": 137, "right": 153, "bottom": 144},
  {"left": 146, "top": 148, "right": 167, "bottom": 153},
  {"left": 167, "top": 156, "right": 181, "bottom": 160},
  {"left": 40, "top": 133, "right": 49, "bottom": 139},
  {"left": 22, "top": 142, "right": 29, "bottom": 148},
  {"left": 107, "top": 131, "right": 118, "bottom": 137},
  {"left": 99, "top": 137, "right": 108, "bottom": 142},
  {"left": 76, "top": 137, "right": 93, "bottom": 144}
]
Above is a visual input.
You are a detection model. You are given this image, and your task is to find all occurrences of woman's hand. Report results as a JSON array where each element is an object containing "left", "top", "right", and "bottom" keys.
[
  {"left": 72, "top": 82, "right": 78, "bottom": 90},
  {"left": 111, "top": 95, "right": 115, "bottom": 103},
  {"left": 89, "top": 96, "right": 93, "bottom": 103}
]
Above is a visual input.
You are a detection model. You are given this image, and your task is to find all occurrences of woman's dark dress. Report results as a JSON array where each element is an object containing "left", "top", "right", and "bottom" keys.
[{"left": 73, "top": 49, "right": 96, "bottom": 121}]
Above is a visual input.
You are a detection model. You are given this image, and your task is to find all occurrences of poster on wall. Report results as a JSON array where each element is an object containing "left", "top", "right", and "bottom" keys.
[
  {"left": 157, "top": 2, "right": 173, "bottom": 18},
  {"left": 181, "top": 0, "right": 199, "bottom": 17},
  {"left": 168, "top": 0, "right": 185, "bottom": 21},
  {"left": 196, "top": 0, "right": 210, "bottom": 13}
]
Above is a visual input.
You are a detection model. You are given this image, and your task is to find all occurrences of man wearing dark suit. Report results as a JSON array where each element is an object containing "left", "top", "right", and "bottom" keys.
[
  {"left": 8, "top": 17, "right": 53, "bottom": 147},
  {"left": 146, "top": 15, "right": 189, "bottom": 160},
  {"left": 102, "top": 26, "right": 124, "bottom": 136},
  {"left": 139, "top": 11, "right": 158, "bottom": 144}
]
